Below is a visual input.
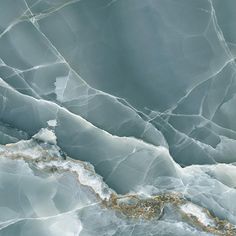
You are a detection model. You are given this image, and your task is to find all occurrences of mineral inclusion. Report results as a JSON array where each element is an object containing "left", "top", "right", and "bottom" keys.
[{"left": 0, "top": 0, "right": 236, "bottom": 235}]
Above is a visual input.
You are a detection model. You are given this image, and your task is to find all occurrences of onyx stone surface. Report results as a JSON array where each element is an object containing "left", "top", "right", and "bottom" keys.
[{"left": 0, "top": 0, "right": 236, "bottom": 235}]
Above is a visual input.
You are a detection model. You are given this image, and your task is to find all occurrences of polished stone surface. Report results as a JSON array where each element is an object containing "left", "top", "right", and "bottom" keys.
[{"left": 0, "top": 0, "right": 236, "bottom": 235}]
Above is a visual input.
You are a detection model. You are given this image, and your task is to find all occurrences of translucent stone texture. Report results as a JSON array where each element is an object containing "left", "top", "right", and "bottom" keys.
[{"left": 0, "top": 0, "right": 236, "bottom": 235}]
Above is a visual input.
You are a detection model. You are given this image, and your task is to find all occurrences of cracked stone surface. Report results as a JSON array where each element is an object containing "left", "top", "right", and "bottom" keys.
[{"left": 0, "top": 0, "right": 236, "bottom": 235}]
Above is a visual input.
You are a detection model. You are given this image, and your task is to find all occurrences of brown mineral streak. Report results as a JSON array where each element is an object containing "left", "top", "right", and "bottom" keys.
[{"left": 1, "top": 152, "right": 236, "bottom": 236}]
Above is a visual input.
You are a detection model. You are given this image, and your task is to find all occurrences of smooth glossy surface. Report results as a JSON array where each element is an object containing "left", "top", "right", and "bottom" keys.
[{"left": 0, "top": 0, "right": 236, "bottom": 235}]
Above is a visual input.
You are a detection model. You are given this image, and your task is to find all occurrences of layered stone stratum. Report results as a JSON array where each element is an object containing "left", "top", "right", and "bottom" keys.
[{"left": 0, "top": 0, "right": 236, "bottom": 235}]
